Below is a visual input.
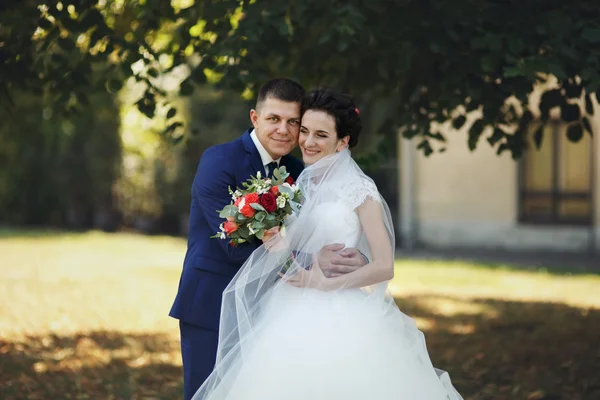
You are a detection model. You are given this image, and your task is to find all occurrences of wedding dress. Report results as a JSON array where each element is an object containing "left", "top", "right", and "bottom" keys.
[{"left": 193, "top": 149, "right": 463, "bottom": 400}]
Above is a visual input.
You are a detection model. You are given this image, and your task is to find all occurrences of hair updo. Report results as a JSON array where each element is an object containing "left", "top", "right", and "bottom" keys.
[{"left": 301, "top": 89, "right": 361, "bottom": 148}]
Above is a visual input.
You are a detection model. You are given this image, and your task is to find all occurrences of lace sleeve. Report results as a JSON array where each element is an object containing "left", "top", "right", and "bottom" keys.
[{"left": 346, "top": 178, "right": 382, "bottom": 210}]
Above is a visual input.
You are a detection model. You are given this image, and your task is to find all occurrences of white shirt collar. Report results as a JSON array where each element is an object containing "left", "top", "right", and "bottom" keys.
[{"left": 250, "top": 129, "right": 281, "bottom": 167}]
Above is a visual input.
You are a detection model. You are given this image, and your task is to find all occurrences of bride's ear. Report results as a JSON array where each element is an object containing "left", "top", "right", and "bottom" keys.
[{"left": 336, "top": 135, "right": 350, "bottom": 152}]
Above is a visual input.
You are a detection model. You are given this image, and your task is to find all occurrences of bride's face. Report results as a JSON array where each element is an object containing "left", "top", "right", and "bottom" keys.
[{"left": 299, "top": 110, "right": 350, "bottom": 165}]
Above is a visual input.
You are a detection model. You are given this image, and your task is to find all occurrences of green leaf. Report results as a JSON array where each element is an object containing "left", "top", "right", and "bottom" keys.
[
  {"left": 539, "top": 89, "right": 564, "bottom": 119},
  {"left": 585, "top": 94, "right": 594, "bottom": 115},
  {"left": 180, "top": 78, "right": 194, "bottom": 96},
  {"left": 566, "top": 123, "right": 583, "bottom": 142},
  {"left": 426, "top": 132, "right": 446, "bottom": 142},
  {"left": 508, "top": 37, "right": 524, "bottom": 54},
  {"left": 166, "top": 107, "right": 177, "bottom": 119},
  {"left": 278, "top": 185, "right": 293, "bottom": 196},
  {"left": 416, "top": 139, "right": 433, "bottom": 157},
  {"left": 468, "top": 119, "right": 485, "bottom": 151},
  {"left": 563, "top": 80, "right": 583, "bottom": 99},
  {"left": 452, "top": 115, "right": 467, "bottom": 130},
  {"left": 581, "top": 67, "right": 594, "bottom": 81},
  {"left": 582, "top": 28, "right": 600, "bottom": 43},
  {"left": 547, "top": 63, "right": 567, "bottom": 80},
  {"left": 107, "top": 79, "right": 123, "bottom": 92},
  {"left": 135, "top": 93, "right": 156, "bottom": 119},
  {"left": 219, "top": 205, "right": 238, "bottom": 218},
  {"left": 255, "top": 211, "right": 266, "bottom": 222},
  {"left": 403, "top": 128, "right": 419, "bottom": 139},
  {"left": 265, "top": 213, "right": 276, "bottom": 221},
  {"left": 496, "top": 143, "right": 509, "bottom": 155},
  {"left": 237, "top": 225, "right": 250, "bottom": 239},
  {"left": 164, "top": 121, "right": 184, "bottom": 135},
  {"left": 560, "top": 103, "right": 580, "bottom": 123},
  {"left": 503, "top": 66, "right": 522, "bottom": 78},
  {"left": 533, "top": 125, "right": 544, "bottom": 149},
  {"left": 190, "top": 67, "right": 207, "bottom": 84},
  {"left": 487, "top": 128, "right": 505, "bottom": 147},
  {"left": 250, "top": 203, "right": 266, "bottom": 212},
  {"left": 38, "top": 17, "right": 54, "bottom": 31},
  {"left": 255, "top": 229, "right": 264, "bottom": 240},
  {"left": 251, "top": 221, "right": 264, "bottom": 230},
  {"left": 481, "top": 55, "right": 497, "bottom": 73}
]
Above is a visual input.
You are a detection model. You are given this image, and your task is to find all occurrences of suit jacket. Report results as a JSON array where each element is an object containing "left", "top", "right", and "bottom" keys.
[{"left": 169, "top": 128, "right": 305, "bottom": 330}]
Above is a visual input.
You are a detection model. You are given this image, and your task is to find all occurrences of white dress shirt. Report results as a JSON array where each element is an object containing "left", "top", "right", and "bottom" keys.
[{"left": 250, "top": 129, "right": 280, "bottom": 176}]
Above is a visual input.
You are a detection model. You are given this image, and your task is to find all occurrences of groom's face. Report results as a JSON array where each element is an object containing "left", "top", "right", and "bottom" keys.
[{"left": 250, "top": 97, "right": 301, "bottom": 159}]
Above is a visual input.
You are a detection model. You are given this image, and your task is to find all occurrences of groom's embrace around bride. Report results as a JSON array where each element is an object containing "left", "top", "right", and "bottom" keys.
[{"left": 169, "top": 78, "right": 368, "bottom": 400}]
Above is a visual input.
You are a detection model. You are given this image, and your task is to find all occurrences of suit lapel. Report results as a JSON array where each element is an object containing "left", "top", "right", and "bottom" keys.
[
  {"left": 241, "top": 128, "right": 266, "bottom": 178},
  {"left": 280, "top": 155, "right": 303, "bottom": 179}
]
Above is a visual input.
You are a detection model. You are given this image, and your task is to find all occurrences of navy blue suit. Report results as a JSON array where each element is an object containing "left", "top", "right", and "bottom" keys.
[{"left": 169, "top": 129, "right": 304, "bottom": 399}]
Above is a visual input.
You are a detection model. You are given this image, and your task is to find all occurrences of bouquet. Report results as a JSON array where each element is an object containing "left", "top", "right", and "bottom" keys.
[{"left": 211, "top": 167, "right": 303, "bottom": 246}]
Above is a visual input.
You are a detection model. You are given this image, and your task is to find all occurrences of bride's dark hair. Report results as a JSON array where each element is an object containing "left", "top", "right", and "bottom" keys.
[{"left": 301, "top": 89, "right": 362, "bottom": 148}]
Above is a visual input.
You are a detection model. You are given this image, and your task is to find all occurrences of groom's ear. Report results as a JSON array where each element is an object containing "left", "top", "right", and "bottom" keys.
[{"left": 250, "top": 109, "right": 259, "bottom": 128}]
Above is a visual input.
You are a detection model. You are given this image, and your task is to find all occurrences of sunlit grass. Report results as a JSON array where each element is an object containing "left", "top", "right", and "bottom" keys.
[
  {"left": 391, "top": 259, "right": 600, "bottom": 309},
  {"left": 1, "top": 230, "right": 184, "bottom": 338},
  {"left": 1, "top": 230, "right": 599, "bottom": 399}
]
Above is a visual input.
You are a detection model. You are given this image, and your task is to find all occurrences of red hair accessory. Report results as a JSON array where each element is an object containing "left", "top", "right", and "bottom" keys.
[{"left": 355, "top": 107, "right": 360, "bottom": 115}]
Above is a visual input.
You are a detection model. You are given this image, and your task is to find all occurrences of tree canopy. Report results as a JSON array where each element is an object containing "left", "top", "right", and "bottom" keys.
[{"left": 2, "top": 0, "right": 599, "bottom": 158}]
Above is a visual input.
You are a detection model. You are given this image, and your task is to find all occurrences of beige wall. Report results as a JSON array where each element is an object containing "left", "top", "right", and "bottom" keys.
[
  {"left": 591, "top": 99, "right": 600, "bottom": 251},
  {"left": 399, "top": 108, "right": 600, "bottom": 253}
]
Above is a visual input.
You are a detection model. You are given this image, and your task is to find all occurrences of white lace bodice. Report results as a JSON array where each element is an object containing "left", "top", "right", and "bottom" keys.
[{"left": 302, "top": 177, "right": 380, "bottom": 253}]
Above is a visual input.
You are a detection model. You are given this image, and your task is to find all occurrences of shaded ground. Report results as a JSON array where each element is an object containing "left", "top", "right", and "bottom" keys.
[
  {"left": 1, "top": 231, "right": 599, "bottom": 399},
  {"left": 400, "top": 246, "right": 600, "bottom": 275}
]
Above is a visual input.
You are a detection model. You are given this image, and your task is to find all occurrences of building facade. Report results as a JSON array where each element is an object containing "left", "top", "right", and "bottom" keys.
[{"left": 398, "top": 110, "right": 600, "bottom": 254}]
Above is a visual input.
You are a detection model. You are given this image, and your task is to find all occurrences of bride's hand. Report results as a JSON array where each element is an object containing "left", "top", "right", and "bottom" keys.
[
  {"left": 280, "top": 254, "right": 330, "bottom": 291},
  {"left": 262, "top": 226, "right": 280, "bottom": 243},
  {"left": 263, "top": 227, "right": 286, "bottom": 252}
]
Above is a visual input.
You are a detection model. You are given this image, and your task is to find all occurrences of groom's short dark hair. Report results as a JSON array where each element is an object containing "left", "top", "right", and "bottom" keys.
[{"left": 256, "top": 78, "right": 305, "bottom": 110}]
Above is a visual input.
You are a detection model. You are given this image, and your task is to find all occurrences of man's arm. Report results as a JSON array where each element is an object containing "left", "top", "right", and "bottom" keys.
[
  {"left": 193, "top": 149, "right": 259, "bottom": 263},
  {"left": 317, "top": 243, "right": 368, "bottom": 278}
]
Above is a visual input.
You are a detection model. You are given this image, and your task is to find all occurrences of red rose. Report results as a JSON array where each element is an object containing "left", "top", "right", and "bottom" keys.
[
  {"left": 285, "top": 176, "right": 294, "bottom": 185},
  {"left": 245, "top": 193, "right": 260, "bottom": 204},
  {"left": 234, "top": 197, "right": 242, "bottom": 207},
  {"left": 223, "top": 221, "right": 238, "bottom": 234},
  {"left": 270, "top": 186, "right": 279, "bottom": 195},
  {"left": 240, "top": 203, "right": 256, "bottom": 218},
  {"left": 260, "top": 192, "right": 277, "bottom": 213}
]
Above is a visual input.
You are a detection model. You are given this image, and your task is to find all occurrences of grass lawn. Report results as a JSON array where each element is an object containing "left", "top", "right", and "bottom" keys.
[{"left": 1, "top": 230, "right": 599, "bottom": 399}]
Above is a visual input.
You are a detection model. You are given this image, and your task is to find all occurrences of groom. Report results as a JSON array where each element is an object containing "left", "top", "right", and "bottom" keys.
[{"left": 169, "top": 78, "right": 367, "bottom": 400}]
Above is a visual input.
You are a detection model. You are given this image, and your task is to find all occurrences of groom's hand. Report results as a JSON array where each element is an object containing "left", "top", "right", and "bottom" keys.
[{"left": 317, "top": 244, "right": 368, "bottom": 278}]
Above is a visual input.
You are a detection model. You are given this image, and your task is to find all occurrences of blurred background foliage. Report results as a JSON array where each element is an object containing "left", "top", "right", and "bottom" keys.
[
  {"left": 0, "top": 82, "right": 254, "bottom": 234},
  {"left": 1, "top": 0, "right": 598, "bottom": 234}
]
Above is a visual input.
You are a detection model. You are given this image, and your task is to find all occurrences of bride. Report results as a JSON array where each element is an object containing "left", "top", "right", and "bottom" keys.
[{"left": 192, "top": 89, "right": 463, "bottom": 400}]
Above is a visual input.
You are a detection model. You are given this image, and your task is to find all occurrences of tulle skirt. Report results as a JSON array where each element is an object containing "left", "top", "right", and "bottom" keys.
[{"left": 197, "top": 284, "right": 463, "bottom": 400}]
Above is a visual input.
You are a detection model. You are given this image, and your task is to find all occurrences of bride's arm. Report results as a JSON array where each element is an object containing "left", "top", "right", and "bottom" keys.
[
  {"left": 321, "top": 198, "right": 393, "bottom": 290},
  {"left": 284, "top": 198, "right": 394, "bottom": 290}
]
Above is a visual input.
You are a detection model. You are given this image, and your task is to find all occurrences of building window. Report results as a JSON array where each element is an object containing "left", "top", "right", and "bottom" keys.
[{"left": 519, "top": 121, "right": 594, "bottom": 225}]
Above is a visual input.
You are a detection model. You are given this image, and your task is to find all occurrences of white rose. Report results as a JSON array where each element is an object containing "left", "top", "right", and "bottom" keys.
[{"left": 277, "top": 196, "right": 287, "bottom": 209}]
